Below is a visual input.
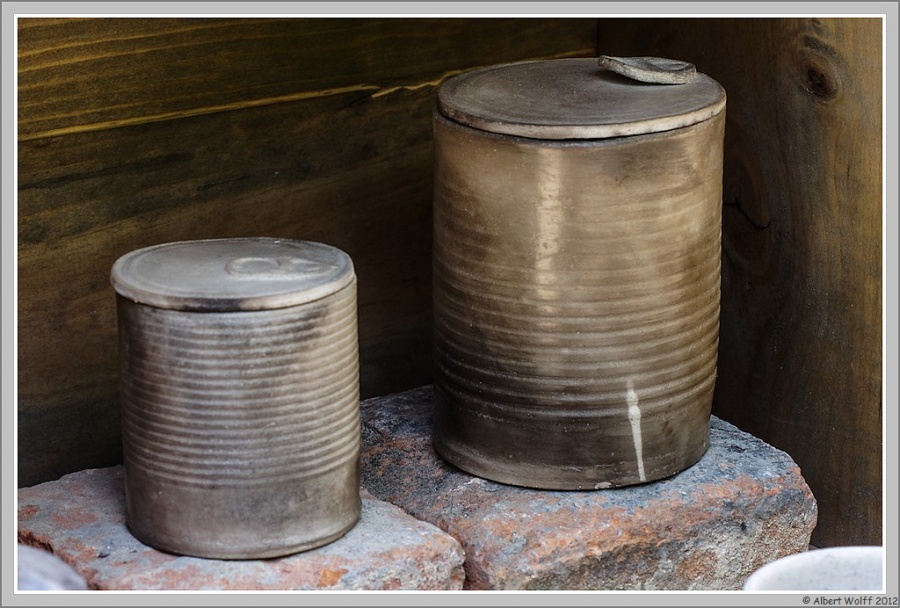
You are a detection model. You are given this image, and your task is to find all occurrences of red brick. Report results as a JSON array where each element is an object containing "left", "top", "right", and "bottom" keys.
[
  {"left": 360, "top": 385, "right": 818, "bottom": 590},
  {"left": 17, "top": 466, "right": 465, "bottom": 591}
]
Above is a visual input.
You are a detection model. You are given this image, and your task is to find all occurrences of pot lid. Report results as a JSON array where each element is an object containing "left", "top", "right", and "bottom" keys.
[
  {"left": 437, "top": 56, "right": 726, "bottom": 140},
  {"left": 111, "top": 238, "right": 354, "bottom": 311}
]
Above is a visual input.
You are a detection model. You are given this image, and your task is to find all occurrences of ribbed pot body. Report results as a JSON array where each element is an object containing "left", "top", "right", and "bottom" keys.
[
  {"left": 117, "top": 281, "right": 360, "bottom": 558},
  {"left": 432, "top": 111, "right": 725, "bottom": 489}
]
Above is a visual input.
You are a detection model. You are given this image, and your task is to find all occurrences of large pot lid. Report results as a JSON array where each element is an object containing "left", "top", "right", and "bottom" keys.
[
  {"left": 111, "top": 237, "right": 354, "bottom": 311},
  {"left": 437, "top": 56, "right": 726, "bottom": 140}
]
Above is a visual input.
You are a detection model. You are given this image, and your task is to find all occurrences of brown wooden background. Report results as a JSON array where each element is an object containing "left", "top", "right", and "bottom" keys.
[
  {"left": 17, "top": 17, "right": 882, "bottom": 550},
  {"left": 596, "top": 17, "right": 883, "bottom": 550}
]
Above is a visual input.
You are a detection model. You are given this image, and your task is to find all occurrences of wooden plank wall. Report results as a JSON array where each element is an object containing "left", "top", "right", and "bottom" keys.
[
  {"left": 17, "top": 17, "right": 598, "bottom": 487},
  {"left": 597, "top": 17, "right": 883, "bottom": 548}
]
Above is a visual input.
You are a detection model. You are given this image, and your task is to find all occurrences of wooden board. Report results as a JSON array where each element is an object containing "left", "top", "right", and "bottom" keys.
[
  {"left": 18, "top": 17, "right": 597, "bottom": 139},
  {"left": 597, "top": 17, "right": 883, "bottom": 548},
  {"left": 17, "top": 17, "right": 598, "bottom": 487}
]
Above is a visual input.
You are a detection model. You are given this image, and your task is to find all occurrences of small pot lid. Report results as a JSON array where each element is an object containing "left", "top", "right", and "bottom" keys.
[
  {"left": 437, "top": 56, "right": 726, "bottom": 140},
  {"left": 111, "top": 238, "right": 354, "bottom": 311}
]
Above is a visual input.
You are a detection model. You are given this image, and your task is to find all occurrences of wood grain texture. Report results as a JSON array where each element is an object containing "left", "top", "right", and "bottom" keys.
[
  {"left": 18, "top": 17, "right": 597, "bottom": 139},
  {"left": 17, "top": 17, "right": 598, "bottom": 486},
  {"left": 598, "top": 17, "right": 883, "bottom": 548}
]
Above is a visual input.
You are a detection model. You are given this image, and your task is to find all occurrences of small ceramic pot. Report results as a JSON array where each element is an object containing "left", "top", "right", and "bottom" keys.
[
  {"left": 111, "top": 237, "right": 361, "bottom": 559},
  {"left": 743, "top": 546, "right": 884, "bottom": 591}
]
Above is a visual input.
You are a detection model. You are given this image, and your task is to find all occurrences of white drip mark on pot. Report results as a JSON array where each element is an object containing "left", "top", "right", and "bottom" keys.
[{"left": 627, "top": 379, "right": 647, "bottom": 482}]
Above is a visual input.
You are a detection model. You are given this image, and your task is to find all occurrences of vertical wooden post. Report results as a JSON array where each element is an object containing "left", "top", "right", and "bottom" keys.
[{"left": 598, "top": 17, "right": 883, "bottom": 548}]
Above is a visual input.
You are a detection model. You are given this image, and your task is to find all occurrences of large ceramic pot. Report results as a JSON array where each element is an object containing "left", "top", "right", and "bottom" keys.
[{"left": 432, "top": 57, "right": 726, "bottom": 490}]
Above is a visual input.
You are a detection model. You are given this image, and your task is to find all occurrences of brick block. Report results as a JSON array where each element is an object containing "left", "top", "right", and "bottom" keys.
[
  {"left": 360, "top": 385, "right": 818, "bottom": 590},
  {"left": 17, "top": 466, "right": 465, "bottom": 591}
]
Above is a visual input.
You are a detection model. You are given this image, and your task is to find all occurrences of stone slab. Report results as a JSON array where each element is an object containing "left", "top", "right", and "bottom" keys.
[
  {"left": 360, "top": 385, "right": 818, "bottom": 590},
  {"left": 17, "top": 466, "right": 465, "bottom": 591}
]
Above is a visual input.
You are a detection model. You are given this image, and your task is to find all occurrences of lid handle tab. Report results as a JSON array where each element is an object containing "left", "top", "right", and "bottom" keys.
[{"left": 598, "top": 55, "right": 698, "bottom": 85}]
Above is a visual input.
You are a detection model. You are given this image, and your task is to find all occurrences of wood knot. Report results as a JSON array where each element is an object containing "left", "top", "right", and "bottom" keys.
[
  {"left": 792, "top": 34, "right": 843, "bottom": 102},
  {"left": 801, "top": 58, "right": 839, "bottom": 100}
]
